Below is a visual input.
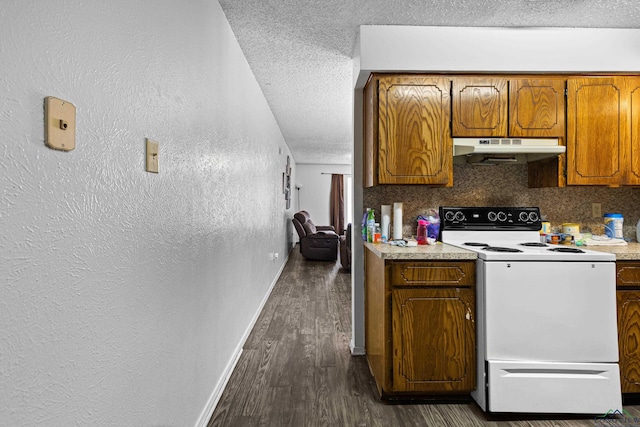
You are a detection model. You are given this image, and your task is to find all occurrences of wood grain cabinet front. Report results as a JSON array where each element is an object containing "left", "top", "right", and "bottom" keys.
[
  {"left": 364, "top": 74, "right": 453, "bottom": 187},
  {"left": 392, "top": 287, "right": 475, "bottom": 393},
  {"left": 617, "top": 261, "right": 640, "bottom": 393},
  {"left": 509, "top": 78, "right": 566, "bottom": 138},
  {"left": 364, "top": 247, "right": 476, "bottom": 398},
  {"left": 567, "top": 77, "right": 640, "bottom": 186},
  {"left": 452, "top": 77, "right": 566, "bottom": 138},
  {"left": 452, "top": 77, "right": 508, "bottom": 137}
]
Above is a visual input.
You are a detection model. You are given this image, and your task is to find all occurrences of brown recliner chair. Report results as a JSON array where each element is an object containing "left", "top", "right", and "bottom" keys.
[
  {"left": 340, "top": 223, "right": 352, "bottom": 271},
  {"left": 292, "top": 211, "right": 339, "bottom": 261}
]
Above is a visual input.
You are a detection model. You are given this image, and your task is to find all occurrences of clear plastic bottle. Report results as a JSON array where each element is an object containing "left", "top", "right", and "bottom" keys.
[
  {"left": 417, "top": 219, "right": 428, "bottom": 245},
  {"left": 374, "top": 223, "right": 381, "bottom": 243},
  {"left": 366, "top": 209, "right": 375, "bottom": 243},
  {"left": 361, "top": 208, "right": 370, "bottom": 241}
]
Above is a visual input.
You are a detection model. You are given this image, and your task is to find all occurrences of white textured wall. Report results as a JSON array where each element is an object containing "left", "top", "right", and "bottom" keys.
[
  {"left": 1, "top": 1, "right": 294, "bottom": 426},
  {"left": 294, "top": 164, "right": 351, "bottom": 229}
]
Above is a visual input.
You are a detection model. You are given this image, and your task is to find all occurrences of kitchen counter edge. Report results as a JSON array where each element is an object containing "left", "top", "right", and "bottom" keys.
[
  {"left": 588, "top": 242, "right": 640, "bottom": 260},
  {"left": 364, "top": 241, "right": 477, "bottom": 260}
]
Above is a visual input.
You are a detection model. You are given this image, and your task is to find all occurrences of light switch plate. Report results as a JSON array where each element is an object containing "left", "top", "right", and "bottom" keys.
[
  {"left": 44, "top": 97, "right": 76, "bottom": 151},
  {"left": 146, "top": 139, "right": 159, "bottom": 173}
]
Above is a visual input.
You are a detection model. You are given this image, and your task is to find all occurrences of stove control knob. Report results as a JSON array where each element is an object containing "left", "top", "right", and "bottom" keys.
[
  {"left": 488, "top": 211, "right": 497, "bottom": 221},
  {"left": 528, "top": 212, "right": 539, "bottom": 222},
  {"left": 444, "top": 211, "right": 456, "bottom": 221},
  {"left": 519, "top": 212, "right": 529, "bottom": 222},
  {"left": 454, "top": 211, "right": 465, "bottom": 221},
  {"left": 497, "top": 211, "right": 507, "bottom": 222}
]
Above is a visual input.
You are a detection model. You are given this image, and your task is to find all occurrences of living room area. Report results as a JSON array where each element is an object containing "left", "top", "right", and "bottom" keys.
[{"left": 291, "top": 163, "right": 352, "bottom": 265}]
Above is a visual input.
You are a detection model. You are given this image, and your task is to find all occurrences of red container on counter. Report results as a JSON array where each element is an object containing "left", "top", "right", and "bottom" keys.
[{"left": 417, "top": 219, "right": 428, "bottom": 245}]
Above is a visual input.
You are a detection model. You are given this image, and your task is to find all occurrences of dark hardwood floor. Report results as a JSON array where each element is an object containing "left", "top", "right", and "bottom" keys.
[{"left": 208, "top": 247, "right": 640, "bottom": 426}]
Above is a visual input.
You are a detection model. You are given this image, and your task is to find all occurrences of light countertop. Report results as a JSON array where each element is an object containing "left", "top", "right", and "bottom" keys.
[
  {"left": 364, "top": 241, "right": 477, "bottom": 260},
  {"left": 364, "top": 241, "right": 640, "bottom": 261},
  {"left": 586, "top": 242, "right": 640, "bottom": 260}
]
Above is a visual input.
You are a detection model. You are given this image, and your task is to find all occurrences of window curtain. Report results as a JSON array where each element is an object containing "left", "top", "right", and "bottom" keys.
[{"left": 330, "top": 174, "right": 344, "bottom": 234}]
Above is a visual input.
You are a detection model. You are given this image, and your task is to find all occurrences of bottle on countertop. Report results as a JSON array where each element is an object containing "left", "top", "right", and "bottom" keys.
[
  {"left": 361, "top": 208, "right": 370, "bottom": 241},
  {"left": 604, "top": 213, "right": 623, "bottom": 239},
  {"left": 636, "top": 218, "right": 640, "bottom": 242},
  {"left": 366, "top": 209, "right": 376, "bottom": 243},
  {"left": 374, "top": 223, "right": 381, "bottom": 243},
  {"left": 416, "top": 219, "right": 428, "bottom": 245}
]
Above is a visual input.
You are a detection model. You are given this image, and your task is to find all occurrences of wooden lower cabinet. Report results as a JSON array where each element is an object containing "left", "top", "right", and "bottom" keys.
[
  {"left": 392, "top": 287, "right": 475, "bottom": 392},
  {"left": 617, "top": 261, "right": 640, "bottom": 393},
  {"left": 365, "top": 248, "right": 476, "bottom": 398}
]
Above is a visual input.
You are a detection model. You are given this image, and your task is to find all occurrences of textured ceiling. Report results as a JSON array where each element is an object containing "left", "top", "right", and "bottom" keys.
[{"left": 218, "top": 0, "right": 640, "bottom": 165}]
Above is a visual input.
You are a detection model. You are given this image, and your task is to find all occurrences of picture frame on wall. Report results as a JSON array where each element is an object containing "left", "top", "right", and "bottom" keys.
[
  {"left": 284, "top": 155, "right": 292, "bottom": 209},
  {"left": 285, "top": 174, "right": 291, "bottom": 209}
]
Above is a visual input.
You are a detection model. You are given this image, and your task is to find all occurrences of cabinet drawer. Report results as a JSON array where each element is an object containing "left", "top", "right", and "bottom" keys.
[
  {"left": 617, "top": 262, "right": 640, "bottom": 288},
  {"left": 391, "top": 261, "right": 475, "bottom": 287}
]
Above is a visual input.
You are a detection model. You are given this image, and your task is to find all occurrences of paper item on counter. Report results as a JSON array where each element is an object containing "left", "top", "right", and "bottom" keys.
[
  {"left": 381, "top": 205, "right": 391, "bottom": 240},
  {"left": 584, "top": 236, "right": 628, "bottom": 246},
  {"left": 393, "top": 202, "right": 403, "bottom": 240}
]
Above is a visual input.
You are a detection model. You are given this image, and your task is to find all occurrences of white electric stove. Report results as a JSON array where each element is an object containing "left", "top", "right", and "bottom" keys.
[{"left": 440, "top": 206, "right": 621, "bottom": 415}]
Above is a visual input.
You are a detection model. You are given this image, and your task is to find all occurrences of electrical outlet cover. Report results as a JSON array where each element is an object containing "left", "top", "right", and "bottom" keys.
[
  {"left": 146, "top": 139, "right": 159, "bottom": 173},
  {"left": 44, "top": 97, "right": 76, "bottom": 151}
]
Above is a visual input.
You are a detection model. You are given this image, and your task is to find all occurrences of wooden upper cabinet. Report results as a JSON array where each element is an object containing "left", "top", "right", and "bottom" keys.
[
  {"left": 363, "top": 76, "right": 378, "bottom": 187},
  {"left": 509, "top": 78, "right": 566, "bottom": 137},
  {"left": 567, "top": 77, "right": 629, "bottom": 186},
  {"left": 452, "top": 77, "right": 508, "bottom": 137},
  {"left": 376, "top": 75, "right": 452, "bottom": 186},
  {"left": 453, "top": 77, "right": 565, "bottom": 138},
  {"left": 628, "top": 78, "right": 640, "bottom": 185}
]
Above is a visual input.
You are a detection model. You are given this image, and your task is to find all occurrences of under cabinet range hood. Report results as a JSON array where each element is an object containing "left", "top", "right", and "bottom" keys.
[{"left": 453, "top": 138, "right": 566, "bottom": 165}]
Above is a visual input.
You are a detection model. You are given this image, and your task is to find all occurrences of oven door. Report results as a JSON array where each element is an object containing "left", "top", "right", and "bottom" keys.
[{"left": 483, "top": 260, "right": 618, "bottom": 362}]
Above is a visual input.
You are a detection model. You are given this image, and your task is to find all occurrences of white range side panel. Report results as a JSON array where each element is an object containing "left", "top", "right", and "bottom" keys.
[{"left": 1, "top": 1, "right": 294, "bottom": 426}]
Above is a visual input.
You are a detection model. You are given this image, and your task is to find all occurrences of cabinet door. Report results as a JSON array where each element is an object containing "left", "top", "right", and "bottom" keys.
[
  {"left": 452, "top": 77, "right": 507, "bottom": 137},
  {"left": 627, "top": 78, "right": 640, "bottom": 185},
  {"left": 617, "top": 290, "right": 640, "bottom": 393},
  {"left": 567, "top": 77, "right": 627, "bottom": 186},
  {"left": 378, "top": 76, "right": 452, "bottom": 185},
  {"left": 392, "top": 288, "right": 475, "bottom": 393},
  {"left": 509, "top": 78, "right": 566, "bottom": 137}
]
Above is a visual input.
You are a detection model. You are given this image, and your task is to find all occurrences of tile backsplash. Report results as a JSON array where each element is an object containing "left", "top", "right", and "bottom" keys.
[{"left": 363, "top": 164, "right": 640, "bottom": 241}]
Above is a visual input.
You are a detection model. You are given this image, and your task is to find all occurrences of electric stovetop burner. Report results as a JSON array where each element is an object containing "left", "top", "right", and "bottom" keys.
[
  {"left": 464, "top": 242, "right": 489, "bottom": 247},
  {"left": 520, "top": 242, "right": 548, "bottom": 247},
  {"left": 483, "top": 246, "right": 523, "bottom": 253},
  {"left": 548, "top": 247, "right": 585, "bottom": 253}
]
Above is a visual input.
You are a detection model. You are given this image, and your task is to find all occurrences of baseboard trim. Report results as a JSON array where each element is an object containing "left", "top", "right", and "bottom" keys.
[
  {"left": 350, "top": 344, "right": 366, "bottom": 356},
  {"left": 194, "top": 252, "right": 290, "bottom": 427}
]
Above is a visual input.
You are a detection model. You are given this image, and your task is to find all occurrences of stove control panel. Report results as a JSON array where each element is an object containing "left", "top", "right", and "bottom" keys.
[{"left": 440, "top": 207, "right": 541, "bottom": 231}]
